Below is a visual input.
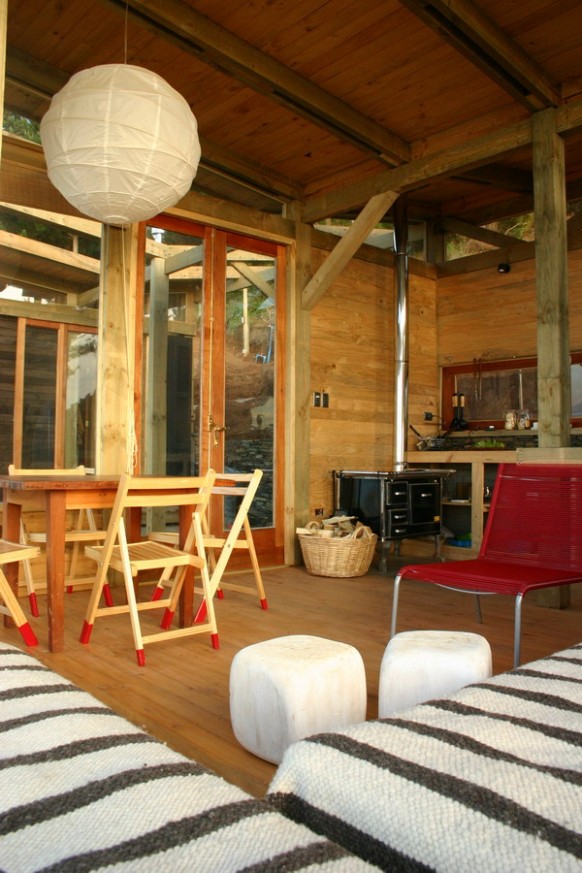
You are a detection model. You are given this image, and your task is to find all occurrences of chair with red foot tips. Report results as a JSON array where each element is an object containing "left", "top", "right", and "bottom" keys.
[
  {"left": 0, "top": 539, "right": 41, "bottom": 646},
  {"left": 149, "top": 469, "right": 267, "bottom": 621},
  {"left": 80, "top": 470, "right": 218, "bottom": 666},
  {"left": 8, "top": 464, "right": 109, "bottom": 616}
]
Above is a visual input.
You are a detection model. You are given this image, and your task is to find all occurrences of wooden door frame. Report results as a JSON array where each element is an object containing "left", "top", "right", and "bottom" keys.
[
  {"left": 141, "top": 218, "right": 287, "bottom": 566},
  {"left": 203, "top": 228, "right": 286, "bottom": 565}
]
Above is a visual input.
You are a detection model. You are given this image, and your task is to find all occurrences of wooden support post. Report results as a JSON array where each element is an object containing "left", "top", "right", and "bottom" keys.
[
  {"left": 301, "top": 191, "right": 397, "bottom": 310},
  {"left": 96, "top": 224, "right": 141, "bottom": 475},
  {"left": 0, "top": 0, "right": 6, "bottom": 166},
  {"left": 286, "top": 203, "right": 311, "bottom": 564},
  {"left": 533, "top": 109, "right": 570, "bottom": 448},
  {"left": 144, "top": 256, "right": 169, "bottom": 474},
  {"left": 532, "top": 108, "right": 571, "bottom": 609}
]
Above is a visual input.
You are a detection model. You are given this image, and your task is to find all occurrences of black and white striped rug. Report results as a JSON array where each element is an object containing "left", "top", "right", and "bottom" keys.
[
  {"left": 268, "top": 644, "right": 582, "bottom": 872},
  {"left": 0, "top": 643, "right": 375, "bottom": 872}
]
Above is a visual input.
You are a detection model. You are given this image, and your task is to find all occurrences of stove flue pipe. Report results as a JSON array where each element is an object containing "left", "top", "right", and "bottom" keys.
[{"left": 392, "top": 194, "right": 409, "bottom": 472}]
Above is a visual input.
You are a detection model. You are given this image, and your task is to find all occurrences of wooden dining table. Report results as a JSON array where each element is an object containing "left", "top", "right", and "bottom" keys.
[{"left": 1, "top": 473, "right": 197, "bottom": 652}]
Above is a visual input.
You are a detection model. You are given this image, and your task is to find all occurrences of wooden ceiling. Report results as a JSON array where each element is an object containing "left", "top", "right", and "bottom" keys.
[{"left": 4, "top": 0, "right": 582, "bottom": 229}]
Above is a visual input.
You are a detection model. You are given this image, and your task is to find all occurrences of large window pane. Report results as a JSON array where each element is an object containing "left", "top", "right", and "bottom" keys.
[
  {"left": 144, "top": 224, "right": 203, "bottom": 475},
  {"left": 22, "top": 326, "right": 57, "bottom": 467},
  {"left": 446, "top": 356, "right": 582, "bottom": 426},
  {"left": 572, "top": 363, "right": 582, "bottom": 416},
  {"left": 0, "top": 316, "right": 16, "bottom": 471},
  {"left": 456, "top": 366, "right": 538, "bottom": 422},
  {"left": 167, "top": 334, "right": 197, "bottom": 475},
  {"left": 65, "top": 332, "right": 98, "bottom": 468},
  {"left": 224, "top": 246, "right": 276, "bottom": 528}
]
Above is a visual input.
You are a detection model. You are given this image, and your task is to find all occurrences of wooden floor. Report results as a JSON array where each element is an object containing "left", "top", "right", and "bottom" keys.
[{"left": 2, "top": 557, "right": 581, "bottom": 798}]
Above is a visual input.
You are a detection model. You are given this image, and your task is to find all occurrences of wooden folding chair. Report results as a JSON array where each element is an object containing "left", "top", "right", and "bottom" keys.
[
  {"left": 80, "top": 470, "right": 218, "bottom": 666},
  {"left": 9, "top": 465, "right": 109, "bottom": 616},
  {"left": 0, "top": 539, "right": 41, "bottom": 646},
  {"left": 149, "top": 470, "right": 267, "bottom": 620}
]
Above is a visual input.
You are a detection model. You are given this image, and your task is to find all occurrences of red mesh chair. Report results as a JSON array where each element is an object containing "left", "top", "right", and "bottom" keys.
[{"left": 390, "top": 463, "right": 582, "bottom": 667}]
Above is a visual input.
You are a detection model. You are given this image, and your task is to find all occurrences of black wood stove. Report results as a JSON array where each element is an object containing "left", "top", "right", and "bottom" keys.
[{"left": 333, "top": 468, "right": 454, "bottom": 570}]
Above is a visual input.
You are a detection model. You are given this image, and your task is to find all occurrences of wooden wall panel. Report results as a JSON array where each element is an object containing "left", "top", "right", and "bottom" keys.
[
  {"left": 408, "top": 271, "right": 439, "bottom": 433},
  {"left": 308, "top": 251, "right": 439, "bottom": 518},
  {"left": 306, "top": 243, "right": 582, "bottom": 520},
  {"left": 438, "top": 250, "right": 582, "bottom": 366}
]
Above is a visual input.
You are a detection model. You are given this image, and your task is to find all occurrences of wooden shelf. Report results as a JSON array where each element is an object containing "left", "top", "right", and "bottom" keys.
[
  {"left": 407, "top": 451, "right": 510, "bottom": 551},
  {"left": 407, "top": 450, "right": 516, "bottom": 464},
  {"left": 409, "top": 449, "right": 582, "bottom": 566},
  {"left": 442, "top": 500, "right": 490, "bottom": 511}
]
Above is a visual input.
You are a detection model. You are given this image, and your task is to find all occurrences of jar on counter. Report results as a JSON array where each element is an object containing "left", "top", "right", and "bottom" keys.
[
  {"left": 504, "top": 410, "right": 517, "bottom": 430},
  {"left": 517, "top": 409, "right": 531, "bottom": 429}
]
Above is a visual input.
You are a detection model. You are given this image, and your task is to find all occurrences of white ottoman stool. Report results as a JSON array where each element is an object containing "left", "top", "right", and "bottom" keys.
[
  {"left": 378, "top": 630, "right": 492, "bottom": 717},
  {"left": 230, "top": 635, "right": 367, "bottom": 764}
]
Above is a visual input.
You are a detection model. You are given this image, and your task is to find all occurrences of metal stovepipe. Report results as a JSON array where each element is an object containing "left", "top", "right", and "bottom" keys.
[{"left": 392, "top": 195, "right": 409, "bottom": 471}]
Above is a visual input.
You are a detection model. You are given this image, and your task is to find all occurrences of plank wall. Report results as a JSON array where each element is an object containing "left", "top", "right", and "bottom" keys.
[
  {"left": 437, "top": 249, "right": 582, "bottom": 365},
  {"left": 307, "top": 244, "right": 582, "bottom": 523},
  {"left": 308, "top": 249, "right": 439, "bottom": 518}
]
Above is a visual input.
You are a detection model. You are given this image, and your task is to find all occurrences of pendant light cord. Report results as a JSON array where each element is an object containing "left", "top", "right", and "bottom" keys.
[
  {"left": 124, "top": 1, "right": 129, "bottom": 64},
  {"left": 121, "top": 225, "right": 138, "bottom": 474},
  {"left": 206, "top": 234, "right": 215, "bottom": 463}
]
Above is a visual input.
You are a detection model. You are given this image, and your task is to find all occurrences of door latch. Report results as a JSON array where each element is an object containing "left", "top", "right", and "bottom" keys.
[{"left": 208, "top": 414, "right": 227, "bottom": 446}]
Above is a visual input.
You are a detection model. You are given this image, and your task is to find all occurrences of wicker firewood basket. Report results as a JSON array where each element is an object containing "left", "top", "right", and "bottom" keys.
[{"left": 298, "top": 524, "right": 377, "bottom": 577}]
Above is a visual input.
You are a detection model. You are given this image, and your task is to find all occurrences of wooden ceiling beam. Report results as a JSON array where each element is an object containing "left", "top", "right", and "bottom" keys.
[
  {"left": 435, "top": 239, "right": 533, "bottom": 276},
  {"left": 440, "top": 217, "right": 523, "bottom": 247},
  {"left": 98, "top": 0, "right": 410, "bottom": 165},
  {"left": 0, "top": 200, "right": 102, "bottom": 238},
  {"left": 303, "top": 117, "right": 533, "bottom": 222},
  {"left": 0, "top": 265, "right": 83, "bottom": 297},
  {"left": 5, "top": 46, "right": 68, "bottom": 101},
  {"left": 439, "top": 176, "right": 582, "bottom": 227},
  {"left": 198, "top": 136, "right": 303, "bottom": 202},
  {"left": 399, "top": 0, "right": 560, "bottom": 111},
  {"left": 303, "top": 99, "right": 582, "bottom": 222},
  {"left": 440, "top": 190, "right": 534, "bottom": 226},
  {"left": 0, "top": 228, "right": 100, "bottom": 273},
  {"left": 453, "top": 164, "right": 532, "bottom": 194},
  {"left": 0, "top": 296, "right": 98, "bottom": 325}
]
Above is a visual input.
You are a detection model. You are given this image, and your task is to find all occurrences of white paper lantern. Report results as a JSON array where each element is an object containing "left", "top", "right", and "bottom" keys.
[{"left": 40, "top": 64, "right": 201, "bottom": 225}]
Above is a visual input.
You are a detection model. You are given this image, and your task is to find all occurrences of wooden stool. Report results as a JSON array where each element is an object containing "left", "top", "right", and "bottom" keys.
[
  {"left": 230, "top": 634, "right": 367, "bottom": 764},
  {"left": 378, "top": 630, "right": 492, "bottom": 717}
]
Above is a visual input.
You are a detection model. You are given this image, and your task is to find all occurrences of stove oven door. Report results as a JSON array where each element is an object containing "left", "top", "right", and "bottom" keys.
[{"left": 408, "top": 480, "right": 441, "bottom": 534}]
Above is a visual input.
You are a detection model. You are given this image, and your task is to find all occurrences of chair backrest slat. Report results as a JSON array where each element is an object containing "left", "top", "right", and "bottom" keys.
[
  {"left": 480, "top": 463, "right": 582, "bottom": 571},
  {"left": 97, "top": 472, "right": 216, "bottom": 574},
  {"left": 8, "top": 465, "right": 86, "bottom": 477}
]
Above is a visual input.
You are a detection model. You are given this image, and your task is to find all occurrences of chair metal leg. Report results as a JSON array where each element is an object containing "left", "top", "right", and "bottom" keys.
[
  {"left": 474, "top": 594, "right": 483, "bottom": 623},
  {"left": 513, "top": 594, "right": 523, "bottom": 669},
  {"left": 390, "top": 574, "right": 401, "bottom": 638}
]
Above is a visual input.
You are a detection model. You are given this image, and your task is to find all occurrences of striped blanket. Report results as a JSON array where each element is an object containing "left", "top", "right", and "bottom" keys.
[
  {"left": 0, "top": 643, "right": 375, "bottom": 873},
  {"left": 267, "top": 644, "right": 582, "bottom": 872}
]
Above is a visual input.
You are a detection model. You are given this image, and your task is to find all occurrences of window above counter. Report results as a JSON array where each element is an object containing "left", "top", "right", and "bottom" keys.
[{"left": 441, "top": 355, "right": 582, "bottom": 431}]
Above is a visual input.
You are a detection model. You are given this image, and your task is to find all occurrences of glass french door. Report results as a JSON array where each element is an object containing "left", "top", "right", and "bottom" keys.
[
  {"left": 11, "top": 319, "right": 97, "bottom": 470},
  {"left": 143, "top": 219, "right": 284, "bottom": 565}
]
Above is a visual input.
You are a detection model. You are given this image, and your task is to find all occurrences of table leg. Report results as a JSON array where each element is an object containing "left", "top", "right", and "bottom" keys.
[
  {"left": 178, "top": 503, "right": 194, "bottom": 627},
  {"left": 45, "top": 490, "right": 67, "bottom": 652}
]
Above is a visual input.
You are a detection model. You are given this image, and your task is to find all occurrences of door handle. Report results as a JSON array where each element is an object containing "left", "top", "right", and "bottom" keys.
[{"left": 208, "top": 415, "right": 227, "bottom": 446}]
